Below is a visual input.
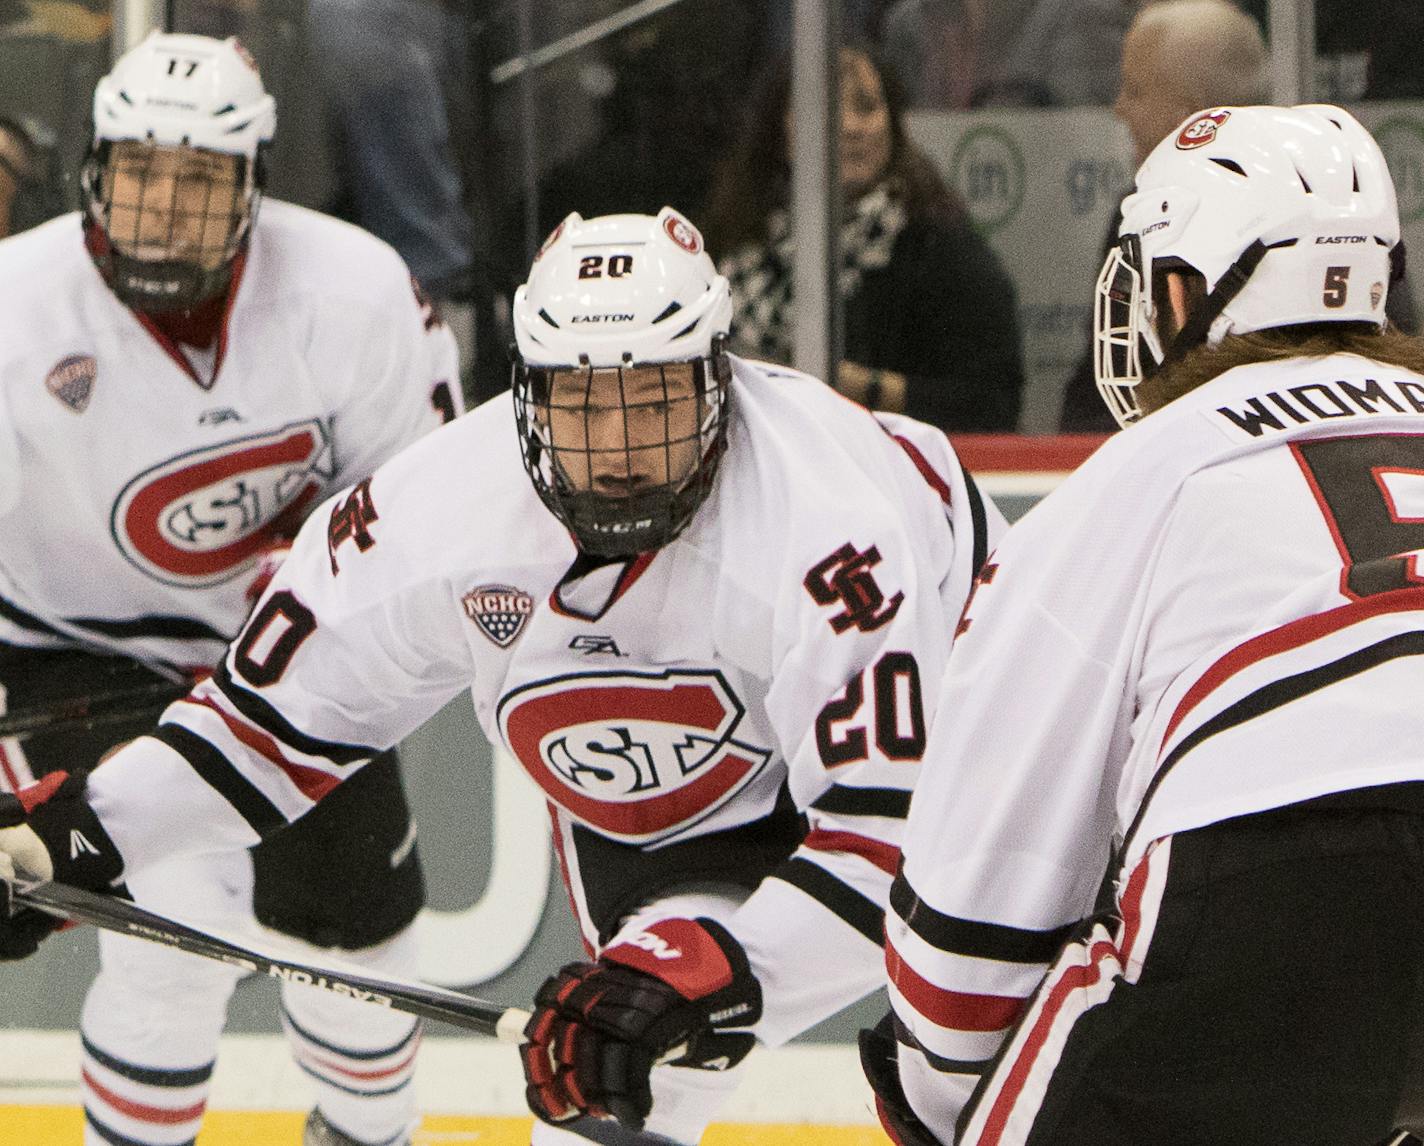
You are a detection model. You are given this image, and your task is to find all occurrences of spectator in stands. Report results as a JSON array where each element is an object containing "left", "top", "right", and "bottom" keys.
[
  {"left": 1059, "top": 0, "right": 1270, "bottom": 431},
  {"left": 881, "top": 0, "right": 1136, "bottom": 109},
  {"left": 524, "top": 1, "right": 775, "bottom": 265},
  {"left": 307, "top": 0, "right": 480, "bottom": 382},
  {"left": 707, "top": 45, "right": 1025, "bottom": 433},
  {"left": 1115, "top": 0, "right": 1268, "bottom": 169}
]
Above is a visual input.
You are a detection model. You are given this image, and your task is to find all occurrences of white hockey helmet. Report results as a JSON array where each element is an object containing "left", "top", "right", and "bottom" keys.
[
  {"left": 81, "top": 33, "right": 276, "bottom": 311},
  {"left": 511, "top": 208, "right": 734, "bottom": 557},
  {"left": 1095, "top": 104, "right": 1403, "bottom": 427},
  {"left": 512, "top": 206, "right": 733, "bottom": 367},
  {"left": 92, "top": 32, "right": 275, "bottom": 158}
]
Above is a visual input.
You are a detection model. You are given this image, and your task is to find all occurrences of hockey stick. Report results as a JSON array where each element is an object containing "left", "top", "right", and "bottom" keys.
[
  {"left": 0, "top": 680, "right": 190, "bottom": 740},
  {"left": 2, "top": 877, "right": 531, "bottom": 1042}
]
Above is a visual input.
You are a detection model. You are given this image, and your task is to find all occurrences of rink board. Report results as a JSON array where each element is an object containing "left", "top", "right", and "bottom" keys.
[{"left": 0, "top": 1031, "right": 881, "bottom": 1143}]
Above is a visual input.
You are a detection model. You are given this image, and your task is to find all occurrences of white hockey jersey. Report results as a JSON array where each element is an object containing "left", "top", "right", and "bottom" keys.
[
  {"left": 890, "top": 352, "right": 1424, "bottom": 1138},
  {"left": 87, "top": 358, "right": 1005, "bottom": 1045},
  {"left": 0, "top": 202, "right": 460, "bottom": 671}
]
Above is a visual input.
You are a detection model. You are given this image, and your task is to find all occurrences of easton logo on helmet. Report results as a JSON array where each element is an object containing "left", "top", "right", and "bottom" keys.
[
  {"left": 1176, "top": 109, "right": 1232, "bottom": 150},
  {"left": 463, "top": 584, "right": 535, "bottom": 647}
]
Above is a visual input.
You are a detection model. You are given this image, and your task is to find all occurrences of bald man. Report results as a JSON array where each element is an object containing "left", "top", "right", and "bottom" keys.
[
  {"left": 1060, "top": 2, "right": 1272, "bottom": 429},
  {"left": 1116, "top": 0, "right": 1268, "bottom": 164}
]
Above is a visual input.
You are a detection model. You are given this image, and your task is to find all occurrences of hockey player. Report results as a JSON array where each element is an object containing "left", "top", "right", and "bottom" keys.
[
  {"left": 865, "top": 104, "right": 1424, "bottom": 1145},
  {"left": 0, "top": 33, "right": 460, "bottom": 1146},
  {"left": 0, "top": 206, "right": 1004, "bottom": 1143}
]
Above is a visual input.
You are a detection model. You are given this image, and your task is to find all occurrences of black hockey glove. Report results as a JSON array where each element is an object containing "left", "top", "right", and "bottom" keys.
[
  {"left": 521, "top": 916, "right": 762, "bottom": 1131},
  {"left": 859, "top": 1013, "right": 946, "bottom": 1146},
  {"left": 0, "top": 769, "right": 124, "bottom": 959}
]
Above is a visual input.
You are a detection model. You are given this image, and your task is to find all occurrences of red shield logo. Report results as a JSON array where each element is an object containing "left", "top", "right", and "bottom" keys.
[
  {"left": 1175, "top": 109, "right": 1231, "bottom": 150},
  {"left": 662, "top": 212, "right": 702, "bottom": 254},
  {"left": 111, "top": 419, "right": 334, "bottom": 587},
  {"left": 497, "top": 669, "right": 771, "bottom": 843}
]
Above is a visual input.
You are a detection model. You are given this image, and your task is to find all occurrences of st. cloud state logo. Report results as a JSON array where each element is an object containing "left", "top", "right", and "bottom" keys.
[
  {"left": 111, "top": 419, "right": 334, "bottom": 587},
  {"left": 496, "top": 669, "right": 772, "bottom": 844}
]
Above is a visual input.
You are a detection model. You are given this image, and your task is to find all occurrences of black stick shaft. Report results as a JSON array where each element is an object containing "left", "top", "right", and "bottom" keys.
[
  {"left": 0, "top": 681, "right": 190, "bottom": 740},
  {"left": 5, "top": 878, "right": 530, "bottom": 1042}
]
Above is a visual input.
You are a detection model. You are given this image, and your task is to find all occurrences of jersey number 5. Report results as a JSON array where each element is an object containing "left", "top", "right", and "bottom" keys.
[{"left": 1293, "top": 432, "right": 1424, "bottom": 599}]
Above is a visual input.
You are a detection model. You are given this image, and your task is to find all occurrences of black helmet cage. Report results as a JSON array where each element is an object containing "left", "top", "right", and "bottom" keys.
[
  {"left": 512, "top": 337, "right": 733, "bottom": 558},
  {"left": 80, "top": 137, "right": 267, "bottom": 313}
]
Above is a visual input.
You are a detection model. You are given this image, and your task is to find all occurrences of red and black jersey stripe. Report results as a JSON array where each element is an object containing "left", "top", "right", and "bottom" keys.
[
  {"left": 213, "top": 659, "right": 375, "bottom": 766},
  {"left": 152, "top": 722, "right": 286, "bottom": 838},
  {"left": 890, "top": 1012, "right": 997, "bottom": 1076},
  {"left": 1122, "top": 625, "right": 1424, "bottom": 860}
]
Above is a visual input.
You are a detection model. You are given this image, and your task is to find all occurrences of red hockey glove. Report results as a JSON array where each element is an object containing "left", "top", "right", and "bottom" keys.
[
  {"left": 859, "top": 1014, "right": 945, "bottom": 1146},
  {"left": 0, "top": 770, "right": 125, "bottom": 959},
  {"left": 521, "top": 917, "right": 762, "bottom": 1131}
]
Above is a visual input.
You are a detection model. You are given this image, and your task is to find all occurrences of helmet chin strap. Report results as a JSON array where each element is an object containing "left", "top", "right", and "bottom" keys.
[{"left": 1158, "top": 239, "right": 1270, "bottom": 370}]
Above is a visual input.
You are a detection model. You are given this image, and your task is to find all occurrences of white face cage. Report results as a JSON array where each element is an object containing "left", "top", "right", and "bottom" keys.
[{"left": 1093, "top": 235, "right": 1161, "bottom": 429}]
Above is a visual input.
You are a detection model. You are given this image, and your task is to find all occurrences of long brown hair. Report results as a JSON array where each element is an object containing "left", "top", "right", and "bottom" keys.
[
  {"left": 1138, "top": 322, "right": 1424, "bottom": 416},
  {"left": 701, "top": 44, "right": 964, "bottom": 256}
]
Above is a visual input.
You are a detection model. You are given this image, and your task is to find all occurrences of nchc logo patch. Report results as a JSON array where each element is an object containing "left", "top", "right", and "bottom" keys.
[
  {"left": 463, "top": 584, "right": 535, "bottom": 647},
  {"left": 46, "top": 354, "right": 98, "bottom": 413}
]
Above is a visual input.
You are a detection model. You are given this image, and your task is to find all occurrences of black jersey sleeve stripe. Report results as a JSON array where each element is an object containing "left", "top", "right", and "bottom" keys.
[
  {"left": 961, "top": 465, "right": 989, "bottom": 579},
  {"left": 775, "top": 856, "right": 885, "bottom": 946},
  {"left": 67, "top": 614, "right": 230, "bottom": 643},
  {"left": 890, "top": 872, "right": 1073, "bottom": 963},
  {"left": 812, "top": 785, "right": 913, "bottom": 819},
  {"left": 153, "top": 723, "right": 287, "bottom": 837},
  {"left": 81, "top": 1033, "right": 214, "bottom": 1087},
  {"left": 1122, "top": 629, "right": 1424, "bottom": 858},
  {"left": 213, "top": 660, "right": 375, "bottom": 766}
]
